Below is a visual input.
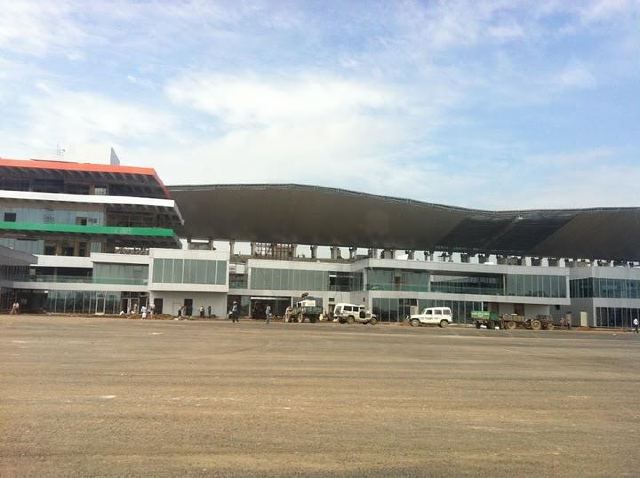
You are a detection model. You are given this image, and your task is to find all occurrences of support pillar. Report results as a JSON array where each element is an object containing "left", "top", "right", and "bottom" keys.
[
  {"left": 405, "top": 250, "right": 415, "bottom": 260},
  {"left": 330, "top": 246, "right": 341, "bottom": 260},
  {"left": 349, "top": 247, "right": 358, "bottom": 260},
  {"left": 250, "top": 242, "right": 257, "bottom": 257},
  {"left": 367, "top": 248, "right": 377, "bottom": 259},
  {"left": 229, "top": 240, "right": 235, "bottom": 256}
]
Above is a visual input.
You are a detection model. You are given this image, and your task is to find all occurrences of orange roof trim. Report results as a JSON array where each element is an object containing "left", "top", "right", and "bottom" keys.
[
  {"left": 0, "top": 157, "right": 172, "bottom": 199},
  {"left": 0, "top": 157, "right": 156, "bottom": 176}
]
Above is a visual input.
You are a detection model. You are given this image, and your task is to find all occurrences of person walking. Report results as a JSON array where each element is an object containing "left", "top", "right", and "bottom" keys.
[
  {"left": 207, "top": 305, "right": 212, "bottom": 318},
  {"left": 141, "top": 304, "right": 147, "bottom": 320},
  {"left": 633, "top": 317, "right": 639, "bottom": 334},
  {"left": 265, "top": 305, "right": 272, "bottom": 324},
  {"left": 199, "top": 306, "right": 205, "bottom": 318},
  {"left": 231, "top": 301, "right": 239, "bottom": 323}
]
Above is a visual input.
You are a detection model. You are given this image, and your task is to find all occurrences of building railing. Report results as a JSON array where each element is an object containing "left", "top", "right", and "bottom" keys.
[
  {"left": 14, "top": 274, "right": 148, "bottom": 286},
  {"left": 366, "top": 284, "right": 430, "bottom": 292}
]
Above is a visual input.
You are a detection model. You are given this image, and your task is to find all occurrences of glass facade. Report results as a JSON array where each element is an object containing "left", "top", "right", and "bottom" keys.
[
  {"left": 229, "top": 273, "right": 248, "bottom": 289},
  {"left": 0, "top": 205, "right": 103, "bottom": 225},
  {"left": 571, "top": 278, "right": 640, "bottom": 299},
  {"left": 366, "top": 268, "right": 429, "bottom": 292},
  {"left": 93, "top": 263, "right": 149, "bottom": 285},
  {"left": 44, "top": 290, "right": 121, "bottom": 314},
  {"left": 329, "top": 271, "right": 363, "bottom": 292},
  {"left": 0, "top": 237, "right": 44, "bottom": 255},
  {"left": 367, "top": 269, "right": 566, "bottom": 298},
  {"left": 506, "top": 274, "right": 566, "bottom": 298},
  {"left": 249, "top": 268, "right": 363, "bottom": 291},
  {"left": 595, "top": 307, "right": 640, "bottom": 328},
  {"left": 251, "top": 268, "right": 326, "bottom": 290},
  {"left": 431, "top": 274, "right": 503, "bottom": 295},
  {"left": 372, "top": 297, "right": 484, "bottom": 323},
  {"left": 0, "top": 265, "right": 30, "bottom": 281},
  {"left": 152, "top": 258, "right": 227, "bottom": 285}
]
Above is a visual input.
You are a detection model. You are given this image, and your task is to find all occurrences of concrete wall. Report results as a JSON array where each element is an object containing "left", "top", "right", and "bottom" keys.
[
  {"left": 150, "top": 291, "right": 227, "bottom": 318},
  {"left": 498, "top": 303, "right": 515, "bottom": 314},
  {"left": 524, "top": 304, "right": 550, "bottom": 316}
]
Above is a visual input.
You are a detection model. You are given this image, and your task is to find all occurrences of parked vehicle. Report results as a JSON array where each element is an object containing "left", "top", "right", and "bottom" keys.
[
  {"left": 470, "top": 310, "right": 554, "bottom": 330},
  {"left": 286, "top": 295, "right": 323, "bottom": 323},
  {"left": 333, "top": 303, "right": 378, "bottom": 325},
  {"left": 408, "top": 307, "right": 452, "bottom": 327}
]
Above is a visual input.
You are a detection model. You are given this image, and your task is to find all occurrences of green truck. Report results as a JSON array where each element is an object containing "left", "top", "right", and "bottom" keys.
[
  {"left": 470, "top": 310, "right": 554, "bottom": 330},
  {"left": 286, "top": 295, "right": 324, "bottom": 323}
]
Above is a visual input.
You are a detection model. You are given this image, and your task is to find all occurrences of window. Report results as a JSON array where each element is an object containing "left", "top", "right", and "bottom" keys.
[
  {"left": 94, "top": 186, "right": 108, "bottom": 195},
  {"left": 44, "top": 242, "right": 57, "bottom": 255},
  {"left": 75, "top": 217, "right": 88, "bottom": 225},
  {"left": 426, "top": 310, "right": 433, "bottom": 315},
  {"left": 3, "top": 212, "right": 16, "bottom": 222},
  {"left": 434, "top": 309, "right": 442, "bottom": 315}
]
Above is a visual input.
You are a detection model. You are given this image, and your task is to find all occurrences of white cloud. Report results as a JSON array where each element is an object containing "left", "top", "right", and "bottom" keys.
[
  {"left": 159, "top": 72, "right": 427, "bottom": 191},
  {"left": 524, "top": 148, "right": 615, "bottom": 166},
  {"left": 166, "top": 73, "right": 401, "bottom": 126},
  {"left": 0, "top": 0, "right": 85, "bottom": 56},
  {"left": 556, "top": 62, "right": 598, "bottom": 89},
  {"left": 0, "top": 85, "right": 175, "bottom": 163}
]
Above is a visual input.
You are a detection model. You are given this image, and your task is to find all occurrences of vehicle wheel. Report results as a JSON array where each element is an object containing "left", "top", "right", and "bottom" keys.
[
  {"left": 505, "top": 321, "right": 516, "bottom": 330},
  {"left": 475, "top": 321, "right": 481, "bottom": 329},
  {"left": 410, "top": 318, "right": 420, "bottom": 327},
  {"left": 347, "top": 316, "right": 355, "bottom": 325},
  {"left": 487, "top": 320, "right": 494, "bottom": 329},
  {"left": 531, "top": 319, "right": 542, "bottom": 331},
  {"left": 544, "top": 323, "right": 554, "bottom": 330},
  {"left": 368, "top": 318, "right": 377, "bottom": 325},
  {"left": 439, "top": 319, "right": 448, "bottom": 328}
]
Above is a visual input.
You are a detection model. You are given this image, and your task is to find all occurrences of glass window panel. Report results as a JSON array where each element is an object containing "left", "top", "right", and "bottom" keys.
[
  {"left": 558, "top": 277, "right": 566, "bottom": 297},
  {"left": 271, "top": 269, "right": 281, "bottom": 289},
  {"left": 172, "top": 259, "right": 183, "bottom": 283},
  {"left": 215, "top": 261, "right": 227, "bottom": 285},
  {"left": 206, "top": 260, "right": 216, "bottom": 284},
  {"left": 282, "top": 269, "right": 292, "bottom": 290},
  {"left": 196, "top": 260, "right": 207, "bottom": 284},
  {"left": 292, "top": 269, "right": 301, "bottom": 290}
]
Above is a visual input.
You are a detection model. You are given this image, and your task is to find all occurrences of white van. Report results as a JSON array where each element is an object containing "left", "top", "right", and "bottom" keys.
[
  {"left": 333, "top": 303, "right": 377, "bottom": 325},
  {"left": 408, "top": 307, "right": 453, "bottom": 327}
]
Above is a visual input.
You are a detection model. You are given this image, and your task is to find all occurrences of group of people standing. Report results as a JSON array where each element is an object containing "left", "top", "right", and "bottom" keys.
[{"left": 9, "top": 301, "right": 20, "bottom": 314}]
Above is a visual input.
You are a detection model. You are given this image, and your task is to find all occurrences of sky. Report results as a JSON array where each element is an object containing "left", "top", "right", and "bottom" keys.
[{"left": 0, "top": 0, "right": 639, "bottom": 210}]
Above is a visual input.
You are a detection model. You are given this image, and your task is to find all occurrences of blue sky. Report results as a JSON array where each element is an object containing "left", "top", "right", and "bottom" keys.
[{"left": 1, "top": 0, "right": 638, "bottom": 209}]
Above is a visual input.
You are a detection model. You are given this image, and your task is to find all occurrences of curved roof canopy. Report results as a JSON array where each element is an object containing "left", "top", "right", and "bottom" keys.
[{"left": 169, "top": 184, "right": 640, "bottom": 261}]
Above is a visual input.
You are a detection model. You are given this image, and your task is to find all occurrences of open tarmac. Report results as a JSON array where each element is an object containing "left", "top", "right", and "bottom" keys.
[{"left": 1, "top": 315, "right": 639, "bottom": 477}]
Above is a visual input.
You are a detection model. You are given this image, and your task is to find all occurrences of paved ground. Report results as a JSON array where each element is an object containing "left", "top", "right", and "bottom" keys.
[{"left": 1, "top": 315, "right": 639, "bottom": 477}]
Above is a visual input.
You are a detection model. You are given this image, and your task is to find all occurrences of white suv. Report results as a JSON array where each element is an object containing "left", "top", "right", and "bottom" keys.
[
  {"left": 333, "top": 303, "right": 378, "bottom": 325},
  {"left": 409, "top": 307, "right": 453, "bottom": 327}
]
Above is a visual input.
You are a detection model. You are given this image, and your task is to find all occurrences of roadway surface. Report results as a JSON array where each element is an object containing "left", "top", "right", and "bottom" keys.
[{"left": 1, "top": 315, "right": 639, "bottom": 477}]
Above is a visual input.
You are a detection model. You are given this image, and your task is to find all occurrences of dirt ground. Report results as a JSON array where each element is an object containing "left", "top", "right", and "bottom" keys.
[{"left": 1, "top": 315, "right": 639, "bottom": 477}]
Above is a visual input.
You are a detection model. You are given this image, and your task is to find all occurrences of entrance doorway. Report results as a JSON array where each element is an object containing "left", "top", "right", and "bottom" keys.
[
  {"left": 249, "top": 297, "right": 291, "bottom": 319},
  {"left": 96, "top": 292, "right": 106, "bottom": 314},
  {"left": 119, "top": 293, "right": 148, "bottom": 314},
  {"left": 153, "top": 298, "right": 163, "bottom": 314},
  {"left": 183, "top": 298, "right": 193, "bottom": 316}
]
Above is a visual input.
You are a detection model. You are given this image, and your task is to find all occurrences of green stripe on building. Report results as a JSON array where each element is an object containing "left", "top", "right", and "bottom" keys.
[{"left": 0, "top": 221, "right": 175, "bottom": 237}]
